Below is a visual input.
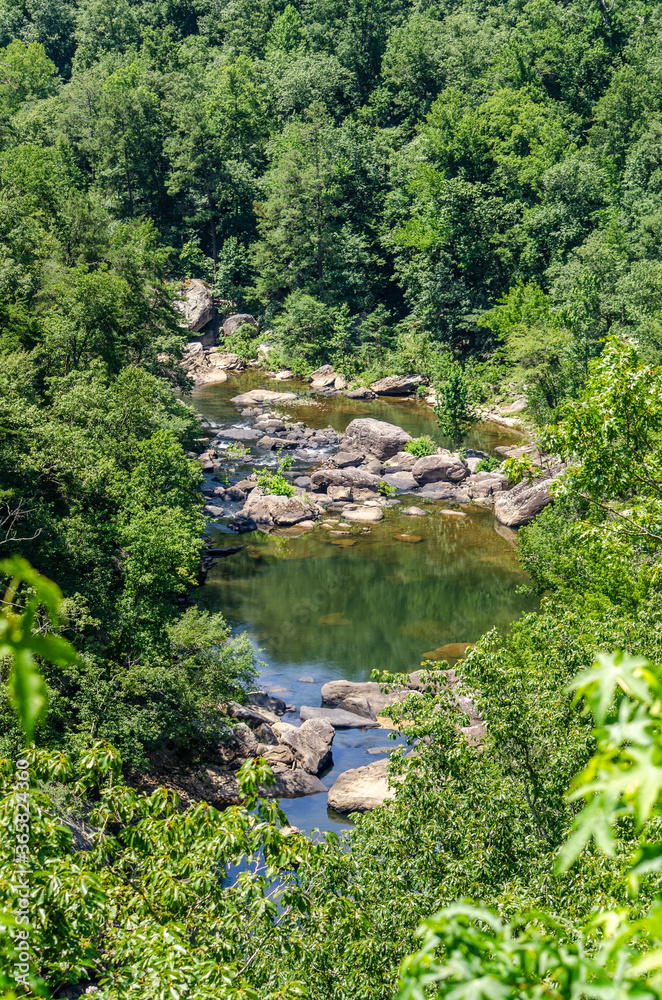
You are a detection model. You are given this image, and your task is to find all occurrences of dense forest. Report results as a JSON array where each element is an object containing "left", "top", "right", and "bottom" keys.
[{"left": 4, "top": 0, "right": 662, "bottom": 996}]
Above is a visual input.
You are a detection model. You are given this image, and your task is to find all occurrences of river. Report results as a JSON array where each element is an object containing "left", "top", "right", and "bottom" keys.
[{"left": 189, "top": 372, "right": 537, "bottom": 834}]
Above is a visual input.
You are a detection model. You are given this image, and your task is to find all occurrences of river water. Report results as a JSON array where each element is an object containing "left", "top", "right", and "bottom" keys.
[{"left": 189, "top": 372, "right": 537, "bottom": 833}]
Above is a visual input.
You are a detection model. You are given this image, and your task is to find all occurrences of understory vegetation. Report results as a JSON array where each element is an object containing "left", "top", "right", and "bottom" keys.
[{"left": 3, "top": 0, "right": 662, "bottom": 996}]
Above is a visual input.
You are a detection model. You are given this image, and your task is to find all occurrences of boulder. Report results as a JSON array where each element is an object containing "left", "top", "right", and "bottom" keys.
[
  {"left": 256, "top": 435, "right": 297, "bottom": 450},
  {"left": 342, "top": 505, "right": 384, "bottom": 523},
  {"left": 209, "top": 351, "right": 246, "bottom": 371},
  {"left": 277, "top": 718, "right": 335, "bottom": 774},
  {"left": 299, "top": 706, "right": 380, "bottom": 728},
  {"left": 192, "top": 368, "right": 228, "bottom": 386},
  {"left": 403, "top": 506, "right": 428, "bottom": 517},
  {"left": 215, "top": 426, "right": 260, "bottom": 442},
  {"left": 346, "top": 387, "right": 376, "bottom": 399},
  {"left": 309, "top": 364, "right": 335, "bottom": 382},
  {"left": 380, "top": 471, "right": 418, "bottom": 492},
  {"left": 411, "top": 455, "right": 469, "bottom": 486},
  {"left": 494, "top": 476, "right": 553, "bottom": 528},
  {"left": 223, "top": 313, "right": 256, "bottom": 338},
  {"left": 227, "top": 701, "right": 279, "bottom": 727},
  {"left": 203, "top": 504, "right": 225, "bottom": 517},
  {"left": 321, "top": 679, "right": 414, "bottom": 719},
  {"left": 271, "top": 769, "right": 327, "bottom": 798},
  {"left": 369, "top": 374, "right": 424, "bottom": 396},
  {"left": 384, "top": 451, "right": 417, "bottom": 472},
  {"left": 334, "top": 374, "right": 348, "bottom": 390},
  {"left": 175, "top": 279, "right": 215, "bottom": 332},
  {"left": 327, "top": 757, "right": 395, "bottom": 813},
  {"left": 248, "top": 691, "right": 287, "bottom": 716},
  {"left": 241, "top": 491, "right": 318, "bottom": 527},
  {"left": 465, "top": 471, "right": 508, "bottom": 498},
  {"left": 272, "top": 369, "right": 294, "bottom": 380},
  {"left": 309, "top": 467, "right": 381, "bottom": 494},
  {"left": 341, "top": 418, "right": 412, "bottom": 461},
  {"left": 230, "top": 389, "right": 297, "bottom": 406},
  {"left": 332, "top": 451, "right": 364, "bottom": 468}
]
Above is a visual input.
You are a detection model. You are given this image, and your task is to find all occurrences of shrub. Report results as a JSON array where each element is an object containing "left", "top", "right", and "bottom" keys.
[
  {"left": 254, "top": 468, "right": 296, "bottom": 496},
  {"left": 474, "top": 456, "right": 502, "bottom": 473},
  {"left": 404, "top": 436, "right": 437, "bottom": 458}
]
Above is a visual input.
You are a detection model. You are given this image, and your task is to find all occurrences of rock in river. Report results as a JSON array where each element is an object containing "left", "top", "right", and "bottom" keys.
[
  {"left": 369, "top": 374, "right": 425, "bottom": 396},
  {"left": 412, "top": 454, "right": 469, "bottom": 486},
  {"left": 341, "top": 417, "right": 412, "bottom": 461},
  {"left": 310, "top": 467, "right": 381, "bottom": 494},
  {"left": 241, "top": 490, "right": 318, "bottom": 527},
  {"left": 493, "top": 476, "right": 554, "bottom": 528},
  {"left": 299, "top": 706, "right": 380, "bottom": 728},
  {"left": 231, "top": 388, "right": 298, "bottom": 406},
  {"left": 276, "top": 718, "right": 335, "bottom": 774},
  {"left": 327, "top": 757, "right": 396, "bottom": 813},
  {"left": 321, "top": 679, "right": 416, "bottom": 719},
  {"left": 342, "top": 505, "right": 384, "bottom": 523}
]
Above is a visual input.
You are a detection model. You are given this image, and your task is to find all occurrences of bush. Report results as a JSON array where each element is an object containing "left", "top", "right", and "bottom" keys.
[
  {"left": 404, "top": 436, "right": 437, "bottom": 458},
  {"left": 254, "top": 468, "right": 296, "bottom": 496},
  {"left": 224, "top": 322, "right": 260, "bottom": 360},
  {"left": 474, "top": 456, "right": 502, "bottom": 473}
]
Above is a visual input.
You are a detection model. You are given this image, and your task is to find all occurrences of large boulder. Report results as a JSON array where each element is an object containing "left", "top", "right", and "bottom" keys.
[
  {"left": 369, "top": 375, "right": 424, "bottom": 396},
  {"left": 208, "top": 351, "right": 246, "bottom": 371},
  {"left": 380, "top": 471, "right": 418, "bottom": 492},
  {"left": 327, "top": 758, "right": 396, "bottom": 813},
  {"left": 276, "top": 718, "right": 335, "bottom": 774},
  {"left": 494, "top": 476, "right": 553, "bottom": 528},
  {"left": 341, "top": 418, "right": 412, "bottom": 461},
  {"left": 223, "top": 313, "right": 256, "bottom": 338},
  {"left": 321, "top": 679, "right": 414, "bottom": 720},
  {"left": 412, "top": 455, "right": 469, "bottom": 486},
  {"left": 299, "top": 706, "right": 380, "bottom": 728},
  {"left": 346, "top": 387, "right": 376, "bottom": 399},
  {"left": 465, "top": 471, "right": 508, "bottom": 499},
  {"left": 231, "top": 389, "right": 297, "bottom": 406},
  {"left": 175, "top": 279, "right": 215, "bottom": 333},
  {"left": 241, "top": 491, "right": 318, "bottom": 527},
  {"left": 309, "top": 467, "right": 381, "bottom": 494}
]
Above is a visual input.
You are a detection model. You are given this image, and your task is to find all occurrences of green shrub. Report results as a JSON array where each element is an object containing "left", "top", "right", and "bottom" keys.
[
  {"left": 224, "top": 322, "right": 259, "bottom": 360},
  {"left": 379, "top": 479, "right": 396, "bottom": 497},
  {"left": 474, "top": 455, "right": 502, "bottom": 473},
  {"left": 404, "top": 436, "right": 437, "bottom": 458},
  {"left": 254, "top": 468, "right": 296, "bottom": 496}
]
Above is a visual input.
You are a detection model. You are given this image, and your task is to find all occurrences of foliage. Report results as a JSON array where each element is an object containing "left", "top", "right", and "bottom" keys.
[
  {"left": 378, "top": 479, "right": 397, "bottom": 498},
  {"left": 433, "top": 362, "right": 478, "bottom": 450},
  {"left": 253, "top": 453, "right": 296, "bottom": 497},
  {"left": 473, "top": 455, "right": 501, "bottom": 473},
  {"left": 404, "top": 435, "right": 436, "bottom": 458}
]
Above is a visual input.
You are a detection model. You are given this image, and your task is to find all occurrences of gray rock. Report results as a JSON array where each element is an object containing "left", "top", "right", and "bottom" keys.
[
  {"left": 321, "top": 679, "right": 416, "bottom": 718},
  {"left": 346, "top": 386, "right": 376, "bottom": 399},
  {"left": 380, "top": 471, "right": 418, "bottom": 492},
  {"left": 465, "top": 471, "right": 508, "bottom": 499},
  {"left": 369, "top": 374, "right": 424, "bottom": 396},
  {"left": 241, "top": 490, "right": 318, "bottom": 527},
  {"left": 310, "top": 467, "right": 381, "bottom": 493},
  {"left": 277, "top": 718, "right": 335, "bottom": 773},
  {"left": 327, "top": 757, "right": 396, "bottom": 813},
  {"left": 342, "top": 505, "right": 384, "bottom": 523},
  {"left": 494, "top": 476, "right": 553, "bottom": 528},
  {"left": 341, "top": 418, "right": 412, "bottom": 461},
  {"left": 271, "top": 769, "right": 327, "bottom": 798},
  {"left": 248, "top": 691, "right": 287, "bottom": 716},
  {"left": 208, "top": 350, "right": 246, "bottom": 371},
  {"left": 299, "top": 706, "right": 380, "bottom": 728},
  {"left": 203, "top": 504, "right": 225, "bottom": 517},
  {"left": 294, "top": 475, "right": 312, "bottom": 488},
  {"left": 384, "top": 451, "right": 417, "bottom": 472},
  {"left": 223, "top": 313, "right": 256, "bottom": 338},
  {"left": 231, "top": 389, "right": 298, "bottom": 406},
  {"left": 333, "top": 450, "right": 364, "bottom": 468},
  {"left": 216, "top": 426, "right": 260, "bottom": 442},
  {"left": 403, "top": 506, "right": 428, "bottom": 516},
  {"left": 412, "top": 455, "right": 469, "bottom": 486},
  {"left": 175, "top": 279, "right": 215, "bottom": 332},
  {"left": 256, "top": 435, "right": 297, "bottom": 450},
  {"left": 309, "top": 364, "right": 335, "bottom": 382}
]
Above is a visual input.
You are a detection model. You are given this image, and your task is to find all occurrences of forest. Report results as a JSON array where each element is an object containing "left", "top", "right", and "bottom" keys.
[{"left": 3, "top": 0, "right": 662, "bottom": 996}]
